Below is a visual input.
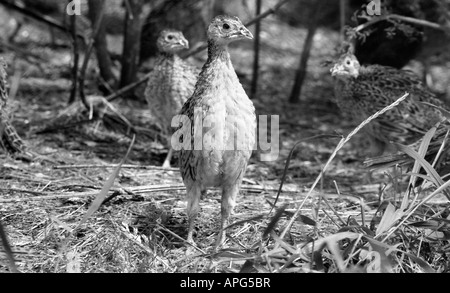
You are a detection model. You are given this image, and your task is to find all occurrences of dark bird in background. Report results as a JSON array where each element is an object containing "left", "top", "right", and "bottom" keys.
[
  {"left": 144, "top": 29, "right": 200, "bottom": 168},
  {"left": 331, "top": 51, "right": 449, "bottom": 156},
  {"left": 178, "top": 15, "right": 256, "bottom": 247},
  {"left": 350, "top": 0, "right": 425, "bottom": 69},
  {"left": 0, "top": 58, "right": 33, "bottom": 160}
]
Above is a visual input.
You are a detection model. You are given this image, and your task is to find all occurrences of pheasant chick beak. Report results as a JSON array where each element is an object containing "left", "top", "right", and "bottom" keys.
[
  {"left": 330, "top": 64, "right": 341, "bottom": 76},
  {"left": 179, "top": 39, "right": 189, "bottom": 49},
  {"left": 239, "top": 26, "right": 253, "bottom": 40}
]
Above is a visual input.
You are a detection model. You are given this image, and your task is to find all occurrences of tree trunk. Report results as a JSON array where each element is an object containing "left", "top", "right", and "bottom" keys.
[
  {"left": 340, "top": 0, "right": 347, "bottom": 42},
  {"left": 68, "top": 5, "right": 79, "bottom": 104},
  {"left": 288, "top": 2, "right": 322, "bottom": 104},
  {"left": 250, "top": 0, "right": 262, "bottom": 100},
  {"left": 88, "top": 0, "right": 116, "bottom": 90},
  {"left": 120, "top": 0, "right": 151, "bottom": 89}
]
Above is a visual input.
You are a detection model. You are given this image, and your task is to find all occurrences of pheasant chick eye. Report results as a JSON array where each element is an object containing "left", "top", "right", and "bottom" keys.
[{"left": 222, "top": 23, "right": 230, "bottom": 30}]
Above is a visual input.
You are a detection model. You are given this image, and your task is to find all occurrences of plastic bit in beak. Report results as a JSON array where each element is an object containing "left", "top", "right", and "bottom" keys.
[
  {"left": 240, "top": 27, "right": 253, "bottom": 39},
  {"left": 330, "top": 64, "right": 342, "bottom": 76},
  {"left": 179, "top": 39, "right": 189, "bottom": 49}
]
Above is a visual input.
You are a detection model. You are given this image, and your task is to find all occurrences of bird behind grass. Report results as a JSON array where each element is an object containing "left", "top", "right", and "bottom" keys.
[
  {"left": 331, "top": 51, "right": 450, "bottom": 175},
  {"left": 144, "top": 29, "right": 199, "bottom": 168},
  {"left": 331, "top": 51, "right": 449, "bottom": 155},
  {"left": 364, "top": 123, "right": 450, "bottom": 175},
  {"left": 177, "top": 15, "right": 256, "bottom": 248},
  {"left": 0, "top": 58, "right": 33, "bottom": 160}
]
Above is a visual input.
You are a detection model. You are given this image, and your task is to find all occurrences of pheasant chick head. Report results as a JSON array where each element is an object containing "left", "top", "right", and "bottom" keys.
[
  {"left": 157, "top": 29, "right": 189, "bottom": 53},
  {"left": 331, "top": 53, "right": 361, "bottom": 79},
  {"left": 208, "top": 15, "right": 253, "bottom": 45}
]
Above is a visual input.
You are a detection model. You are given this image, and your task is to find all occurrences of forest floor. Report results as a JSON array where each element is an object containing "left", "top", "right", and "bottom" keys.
[{"left": 1, "top": 11, "right": 448, "bottom": 273}]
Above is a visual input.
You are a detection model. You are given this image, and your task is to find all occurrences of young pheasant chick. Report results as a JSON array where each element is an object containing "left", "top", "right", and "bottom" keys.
[
  {"left": 331, "top": 52, "right": 449, "bottom": 156},
  {"left": 331, "top": 52, "right": 450, "bottom": 174},
  {"left": 0, "top": 58, "right": 33, "bottom": 160},
  {"left": 178, "top": 15, "right": 256, "bottom": 247},
  {"left": 144, "top": 29, "right": 199, "bottom": 168}
]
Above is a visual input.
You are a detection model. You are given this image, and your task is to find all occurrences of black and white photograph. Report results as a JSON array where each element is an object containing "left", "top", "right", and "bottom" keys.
[{"left": 0, "top": 0, "right": 449, "bottom": 275}]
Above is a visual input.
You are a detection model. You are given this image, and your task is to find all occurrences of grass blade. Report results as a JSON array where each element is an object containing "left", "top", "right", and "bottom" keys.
[
  {"left": 395, "top": 144, "right": 449, "bottom": 200},
  {"left": 263, "top": 204, "right": 288, "bottom": 239},
  {"left": 0, "top": 221, "right": 19, "bottom": 273},
  {"left": 76, "top": 134, "right": 136, "bottom": 229}
]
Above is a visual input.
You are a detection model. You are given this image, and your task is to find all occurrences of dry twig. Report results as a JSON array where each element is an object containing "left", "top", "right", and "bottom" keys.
[
  {"left": 354, "top": 14, "right": 449, "bottom": 34},
  {"left": 184, "top": 0, "right": 291, "bottom": 58}
]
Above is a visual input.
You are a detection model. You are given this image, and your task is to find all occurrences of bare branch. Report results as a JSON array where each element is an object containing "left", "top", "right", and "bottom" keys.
[
  {"left": 354, "top": 14, "right": 449, "bottom": 34},
  {"left": 0, "top": 184, "right": 299, "bottom": 203},
  {"left": 250, "top": 0, "right": 263, "bottom": 100},
  {"left": 184, "top": 0, "right": 291, "bottom": 58},
  {"left": 79, "top": 0, "right": 106, "bottom": 109},
  {"left": 0, "top": 0, "right": 86, "bottom": 43},
  {"left": 68, "top": 7, "right": 79, "bottom": 105},
  {"left": 106, "top": 73, "right": 151, "bottom": 102}
]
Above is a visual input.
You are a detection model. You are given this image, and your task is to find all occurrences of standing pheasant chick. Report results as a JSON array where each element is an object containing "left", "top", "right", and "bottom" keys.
[
  {"left": 144, "top": 29, "right": 199, "bottom": 168},
  {"left": 178, "top": 15, "right": 255, "bottom": 247}
]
